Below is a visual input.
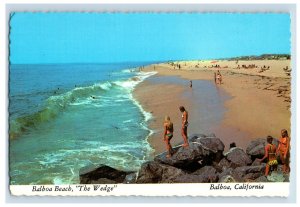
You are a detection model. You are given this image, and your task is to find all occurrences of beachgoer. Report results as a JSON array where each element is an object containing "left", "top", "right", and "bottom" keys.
[
  {"left": 163, "top": 116, "right": 174, "bottom": 158},
  {"left": 277, "top": 129, "right": 290, "bottom": 174},
  {"left": 179, "top": 106, "right": 189, "bottom": 147},
  {"left": 190, "top": 80, "right": 192, "bottom": 88},
  {"left": 216, "top": 70, "right": 222, "bottom": 84},
  {"left": 259, "top": 136, "right": 278, "bottom": 176}
]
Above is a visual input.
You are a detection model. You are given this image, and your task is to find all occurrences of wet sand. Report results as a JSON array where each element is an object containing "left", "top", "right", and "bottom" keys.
[{"left": 134, "top": 59, "right": 291, "bottom": 154}]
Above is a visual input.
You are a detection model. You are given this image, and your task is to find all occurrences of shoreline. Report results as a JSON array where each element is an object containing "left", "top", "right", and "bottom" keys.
[{"left": 134, "top": 59, "right": 291, "bottom": 155}]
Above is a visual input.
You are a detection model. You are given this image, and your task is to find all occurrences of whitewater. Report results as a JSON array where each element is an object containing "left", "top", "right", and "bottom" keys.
[{"left": 9, "top": 63, "right": 156, "bottom": 184}]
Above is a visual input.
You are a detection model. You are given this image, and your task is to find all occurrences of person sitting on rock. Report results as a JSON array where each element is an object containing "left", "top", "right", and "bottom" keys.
[
  {"left": 277, "top": 129, "right": 290, "bottom": 174},
  {"left": 163, "top": 116, "right": 174, "bottom": 158},
  {"left": 259, "top": 136, "right": 278, "bottom": 176}
]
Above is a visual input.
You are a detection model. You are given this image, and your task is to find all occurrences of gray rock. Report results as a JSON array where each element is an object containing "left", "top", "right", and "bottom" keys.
[
  {"left": 192, "top": 166, "right": 218, "bottom": 182},
  {"left": 192, "top": 135, "right": 225, "bottom": 163},
  {"left": 218, "top": 175, "right": 237, "bottom": 183},
  {"left": 233, "top": 165, "right": 265, "bottom": 179},
  {"left": 193, "top": 166, "right": 216, "bottom": 175},
  {"left": 251, "top": 158, "right": 262, "bottom": 166},
  {"left": 91, "top": 178, "right": 117, "bottom": 184},
  {"left": 255, "top": 175, "right": 269, "bottom": 182},
  {"left": 154, "top": 142, "right": 211, "bottom": 171},
  {"left": 218, "top": 168, "right": 243, "bottom": 182},
  {"left": 198, "top": 137, "right": 225, "bottom": 153},
  {"left": 224, "top": 147, "right": 252, "bottom": 168},
  {"left": 136, "top": 161, "right": 163, "bottom": 183},
  {"left": 243, "top": 173, "right": 264, "bottom": 181},
  {"left": 79, "top": 164, "right": 132, "bottom": 184},
  {"left": 160, "top": 164, "right": 187, "bottom": 183},
  {"left": 173, "top": 174, "right": 215, "bottom": 183},
  {"left": 214, "top": 158, "right": 231, "bottom": 172},
  {"left": 136, "top": 161, "right": 186, "bottom": 183}
]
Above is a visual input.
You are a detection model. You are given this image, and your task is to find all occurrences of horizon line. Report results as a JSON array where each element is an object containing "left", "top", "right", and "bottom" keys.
[{"left": 9, "top": 53, "right": 291, "bottom": 65}]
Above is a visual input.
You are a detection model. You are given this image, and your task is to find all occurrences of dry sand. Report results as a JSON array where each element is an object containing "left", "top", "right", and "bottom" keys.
[{"left": 134, "top": 59, "right": 291, "bottom": 154}]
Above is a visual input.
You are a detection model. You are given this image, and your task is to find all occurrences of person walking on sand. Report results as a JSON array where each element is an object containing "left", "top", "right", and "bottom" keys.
[
  {"left": 163, "top": 116, "right": 174, "bottom": 158},
  {"left": 217, "top": 70, "right": 222, "bottom": 84},
  {"left": 277, "top": 129, "right": 290, "bottom": 174},
  {"left": 189, "top": 80, "right": 192, "bottom": 88},
  {"left": 179, "top": 106, "right": 189, "bottom": 148},
  {"left": 259, "top": 136, "right": 278, "bottom": 176}
]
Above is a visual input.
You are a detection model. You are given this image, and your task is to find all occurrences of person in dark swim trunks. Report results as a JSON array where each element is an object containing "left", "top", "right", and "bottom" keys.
[
  {"left": 259, "top": 136, "right": 278, "bottom": 176},
  {"left": 163, "top": 116, "right": 174, "bottom": 158},
  {"left": 179, "top": 106, "right": 189, "bottom": 148}
]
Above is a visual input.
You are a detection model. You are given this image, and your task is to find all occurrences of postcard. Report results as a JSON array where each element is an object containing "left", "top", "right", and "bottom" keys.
[{"left": 8, "top": 8, "right": 293, "bottom": 197}]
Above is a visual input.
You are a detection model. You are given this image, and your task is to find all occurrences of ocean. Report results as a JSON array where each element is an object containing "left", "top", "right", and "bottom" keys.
[{"left": 9, "top": 63, "right": 156, "bottom": 185}]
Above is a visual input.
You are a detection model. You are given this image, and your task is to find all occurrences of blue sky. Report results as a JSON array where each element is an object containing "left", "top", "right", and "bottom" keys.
[{"left": 10, "top": 13, "right": 291, "bottom": 64}]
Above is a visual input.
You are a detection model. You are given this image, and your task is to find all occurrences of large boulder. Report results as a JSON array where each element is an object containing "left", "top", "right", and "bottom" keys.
[
  {"left": 191, "top": 166, "right": 218, "bottom": 182},
  {"left": 213, "top": 158, "right": 231, "bottom": 173},
  {"left": 246, "top": 138, "right": 279, "bottom": 160},
  {"left": 218, "top": 168, "right": 243, "bottom": 182},
  {"left": 79, "top": 165, "right": 132, "bottom": 184},
  {"left": 135, "top": 161, "right": 163, "bottom": 183},
  {"left": 135, "top": 161, "right": 186, "bottom": 183},
  {"left": 154, "top": 133, "right": 225, "bottom": 171},
  {"left": 189, "top": 133, "right": 224, "bottom": 152},
  {"left": 224, "top": 147, "right": 252, "bottom": 168},
  {"left": 233, "top": 165, "right": 265, "bottom": 181},
  {"left": 251, "top": 158, "right": 262, "bottom": 166},
  {"left": 197, "top": 136, "right": 225, "bottom": 163},
  {"left": 154, "top": 142, "right": 211, "bottom": 171}
]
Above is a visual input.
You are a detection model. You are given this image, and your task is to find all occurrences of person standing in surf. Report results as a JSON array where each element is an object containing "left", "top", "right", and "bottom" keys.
[
  {"left": 163, "top": 116, "right": 174, "bottom": 158},
  {"left": 179, "top": 106, "right": 189, "bottom": 148}
]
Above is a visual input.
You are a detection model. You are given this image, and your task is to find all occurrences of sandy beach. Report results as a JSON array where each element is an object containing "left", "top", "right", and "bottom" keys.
[{"left": 134, "top": 59, "right": 291, "bottom": 155}]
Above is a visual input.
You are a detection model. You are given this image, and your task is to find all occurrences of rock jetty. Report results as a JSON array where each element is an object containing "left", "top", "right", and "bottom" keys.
[{"left": 79, "top": 134, "right": 289, "bottom": 184}]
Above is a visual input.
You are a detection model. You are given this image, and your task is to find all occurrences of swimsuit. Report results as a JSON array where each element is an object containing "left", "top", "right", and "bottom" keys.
[
  {"left": 165, "top": 122, "right": 173, "bottom": 138},
  {"left": 268, "top": 160, "right": 278, "bottom": 166},
  {"left": 267, "top": 144, "right": 278, "bottom": 166},
  {"left": 279, "top": 137, "right": 288, "bottom": 152},
  {"left": 182, "top": 114, "right": 188, "bottom": 127}
]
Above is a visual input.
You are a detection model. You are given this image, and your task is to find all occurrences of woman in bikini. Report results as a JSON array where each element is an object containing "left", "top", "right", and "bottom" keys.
[
  {"left": 163, "top": 116, "right": 174, "bottom": 158},
  {"left": 179, "top": 106, "right": 189, "bottom": 148},
  {"left": 277, "top": 129, "right": 290, "bottom": 174},
  {"left": 259, "top": 136, "right": 278, "bottom": 176}
]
